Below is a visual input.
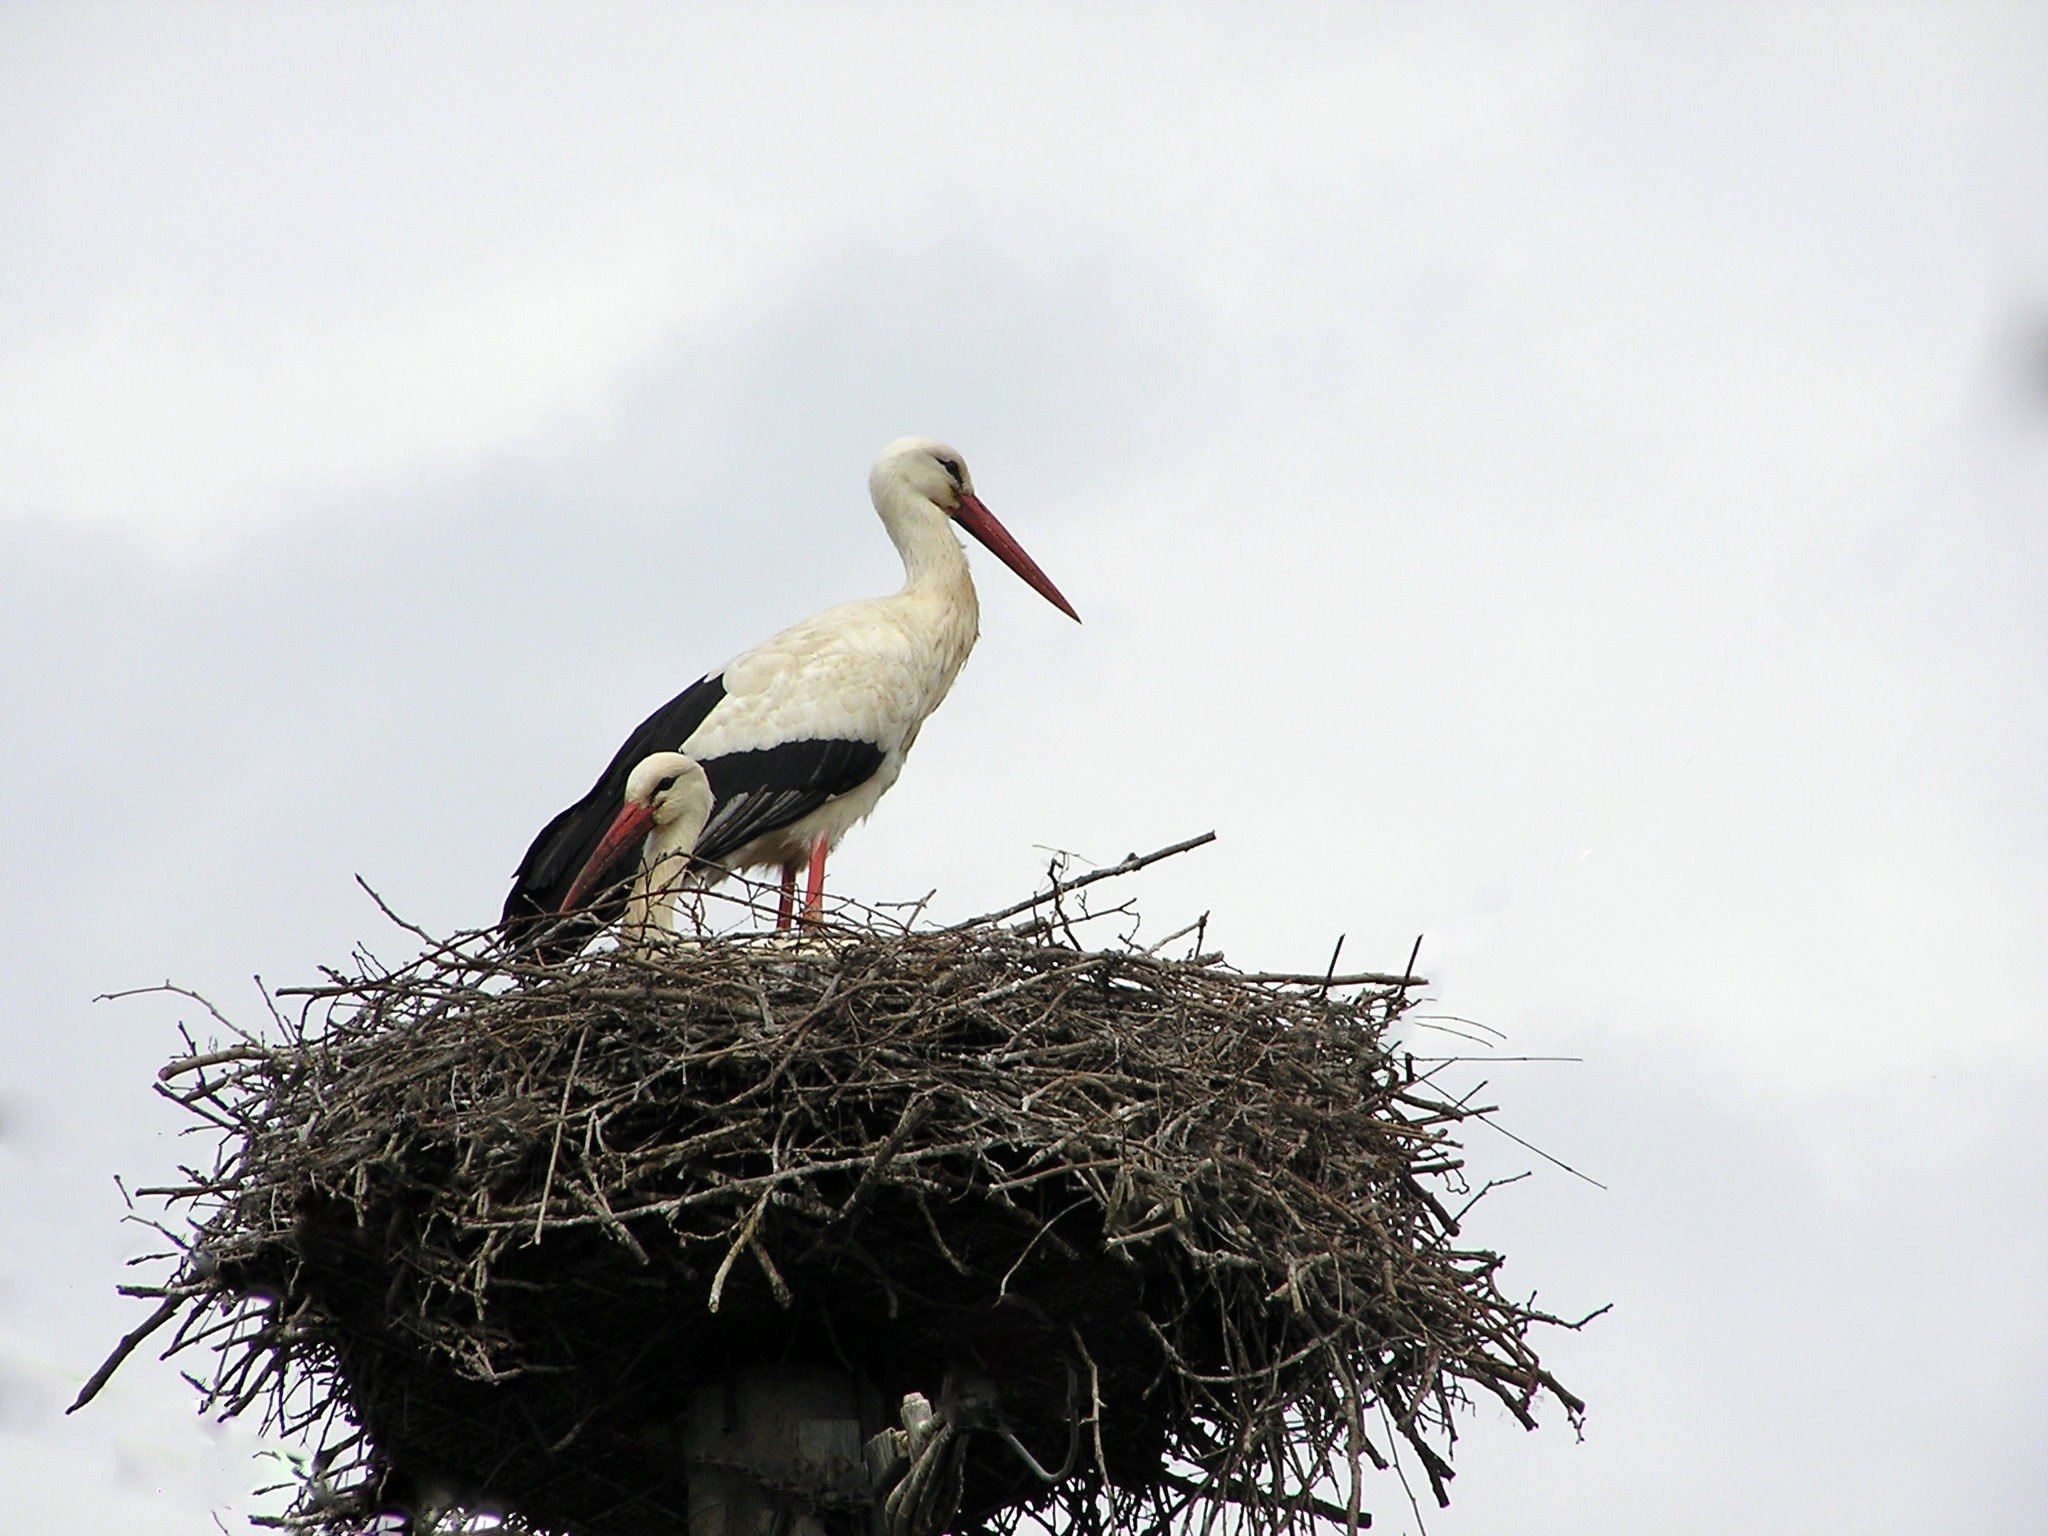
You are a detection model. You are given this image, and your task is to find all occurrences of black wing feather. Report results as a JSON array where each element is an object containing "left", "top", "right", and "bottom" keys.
[
  {"left": 695, "top": 738, "right": 885, "bottom": 865},
  {"left": 500, "top": 673, "right": 728, "bottom": 951}
]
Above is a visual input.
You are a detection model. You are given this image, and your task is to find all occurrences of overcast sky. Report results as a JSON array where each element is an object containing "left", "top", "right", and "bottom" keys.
[{"left": 3, "top": 4, "right": 2045, "bottom": 1531}]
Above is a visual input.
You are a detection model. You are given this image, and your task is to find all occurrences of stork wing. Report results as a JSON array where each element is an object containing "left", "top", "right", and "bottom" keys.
[
  {"left": 694, "top": 738, "right": 885, "bottom": 865},
  {"left": 500, "top": 673, "right": 729, "bottom": 950}
]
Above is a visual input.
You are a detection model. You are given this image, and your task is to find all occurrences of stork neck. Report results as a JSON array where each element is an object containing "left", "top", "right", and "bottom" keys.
[
  {"left": 882, "top": 498, "right": 978, "bottom": 607},
  {"left": 876, "top": 496, "right": 982, "bottom": 695},
  {"left": 901, "top": 521, "right": 973, "bottom": 595}
]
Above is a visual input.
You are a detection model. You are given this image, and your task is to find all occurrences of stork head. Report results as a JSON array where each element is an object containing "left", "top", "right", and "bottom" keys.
[
  {"left": 871, "top": 437, "right": 1080, "bottom": 622},
  {"left": 623, "top": 752, "right": 714, "bottom": 831},
  {"left": 558, "top": 753, "right": 713, "bottom": 915},
  {"left": 873, "top": 435, "right": 979, "bottom": 510}
]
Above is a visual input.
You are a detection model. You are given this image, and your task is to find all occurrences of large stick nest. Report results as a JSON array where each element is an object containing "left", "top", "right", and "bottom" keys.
[{"left": 93, "top": 847, "right": 1588, "bottom": 1535}]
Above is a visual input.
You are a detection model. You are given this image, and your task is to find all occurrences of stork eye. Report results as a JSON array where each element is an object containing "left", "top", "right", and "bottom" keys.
[
  {"left": 653, "top": 775, "right": 678, "bottom": 794},
  {"left": 938, "top": 457, "right": 963, "bottom": 485}
]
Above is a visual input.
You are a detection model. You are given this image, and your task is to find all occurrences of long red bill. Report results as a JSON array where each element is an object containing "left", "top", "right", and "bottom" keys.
[
  {"left": 559, "top": 802, "right": 655, "bottom": 914},
  {"left": 953, "top": 493, "right": 1080, "bottom": 622}
]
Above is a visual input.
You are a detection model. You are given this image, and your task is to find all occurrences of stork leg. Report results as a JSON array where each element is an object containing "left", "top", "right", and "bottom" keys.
[
  {"left": 776, "top": 862, "right": 798, "bottom": 930},
  {"left": 801, "top": 835, "right": 830, "bottom": 925}
]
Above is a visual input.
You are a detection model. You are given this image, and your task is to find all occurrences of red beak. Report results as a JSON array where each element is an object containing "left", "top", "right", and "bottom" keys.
[
  {"left": 953, "top": 492, "right": 1080, "bottom": 622},
  {"left": 559, "top": 802, "right": 655, "bottom": 914}
]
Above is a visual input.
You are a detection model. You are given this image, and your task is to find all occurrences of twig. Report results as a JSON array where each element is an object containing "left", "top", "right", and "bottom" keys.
[
  {"left": 68, "top": 1293, "right": 183, "bottom": 1413},
  {"left": 1230, "top": 969, "right": 1429, "bottom": 988},
  {"left": 952, "top": 832, "right": 1217, "bottom": 928},
  {"left": 532, "top": 1026, "right": 589, "bottom": 1242},
  {"left": 159, "top": 1046, "right": 273, "bottom": 1081},
  {"left": 1464, "top": 1111, "right": 1608, "bottom": 1190}
]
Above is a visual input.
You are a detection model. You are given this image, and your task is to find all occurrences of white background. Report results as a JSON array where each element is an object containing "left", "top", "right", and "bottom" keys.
[{"left": 2, "top": 5, "right": 2044, "bottom": 1530}]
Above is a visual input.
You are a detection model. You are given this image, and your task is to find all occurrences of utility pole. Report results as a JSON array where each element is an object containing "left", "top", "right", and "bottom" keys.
[{"left": 678, "top": 1366, "right": 889, "bottom": 1536}]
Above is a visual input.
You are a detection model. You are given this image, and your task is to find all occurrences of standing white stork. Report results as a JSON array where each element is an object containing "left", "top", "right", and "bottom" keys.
[
  {"left": 556, "top": 752, "right": 715, "bottom": 947},
  {"left": 503, "top": 437, "right": 1078, "bottom": 955}
]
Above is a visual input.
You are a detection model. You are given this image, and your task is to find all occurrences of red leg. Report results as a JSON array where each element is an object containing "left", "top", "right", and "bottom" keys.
[
  {"left": 776, "top": 862, "right": 798, "bottom": 930},
  {"left": 801, "top": 836, "right": 829, "bottom": 925}
]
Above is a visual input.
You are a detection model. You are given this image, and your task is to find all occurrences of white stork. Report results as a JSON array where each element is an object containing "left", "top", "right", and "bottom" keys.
[
  {"left": 556, "top": 753, "right": 715, "bottom": 947},
  {"left": 503, "top": 437, "right": 1077, "bottom": 954}
]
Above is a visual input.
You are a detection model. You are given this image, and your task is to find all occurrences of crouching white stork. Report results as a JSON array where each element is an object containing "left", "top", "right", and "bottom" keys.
[
  {"left": 502, "top": 437, "right": 1078, "bottom": 956},
  {"left": 556, "top": 753, "right": 714, "bottom": 947}
]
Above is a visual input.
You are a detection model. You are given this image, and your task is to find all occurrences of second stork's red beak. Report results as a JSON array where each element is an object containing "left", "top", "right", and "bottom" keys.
[
  {"left": 559, "top": 802, "right": 655, "bottom": 915},
  {"left": 953, "top": 492, "right": 1080, "bottom": 622}
]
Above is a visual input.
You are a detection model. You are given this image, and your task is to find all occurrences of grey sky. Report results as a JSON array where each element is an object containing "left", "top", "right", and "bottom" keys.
[{"left": 2, "top": 4, "right": 2044, "bottom": 1530}]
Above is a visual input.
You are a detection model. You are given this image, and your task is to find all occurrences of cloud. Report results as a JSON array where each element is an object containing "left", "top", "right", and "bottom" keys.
[
  {"left": 0, "top": 222, "right": 752, "bottom": 547},
  {"left": 0, "top": 2, "right": 1580, "bottom": 547}
]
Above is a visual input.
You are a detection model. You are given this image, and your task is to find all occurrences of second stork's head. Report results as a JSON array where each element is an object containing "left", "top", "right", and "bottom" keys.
[
  {"left": 870, "top": 437, "right": 1080, "bottom": 621},
  {"left": 558, "top": 753, "right": 715, "bottom": 916}
]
